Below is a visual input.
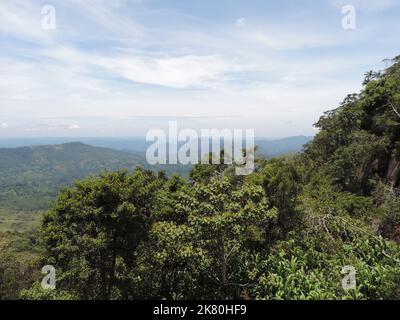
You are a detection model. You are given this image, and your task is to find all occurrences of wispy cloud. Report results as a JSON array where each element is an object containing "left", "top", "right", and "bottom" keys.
[
  {"left": 92, "top": 54, "right": 234, "bottom": 88},
  {"left": 0, "top": 0, "right": 54, "bottom": 42}
]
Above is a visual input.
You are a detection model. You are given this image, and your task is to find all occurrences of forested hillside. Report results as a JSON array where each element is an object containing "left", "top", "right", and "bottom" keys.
[
  {"left": 1, "top": 56, "right": 400, "bottom": 300},
  {"left": 0, "top": 142, "right": 146, "bottom": 211}
]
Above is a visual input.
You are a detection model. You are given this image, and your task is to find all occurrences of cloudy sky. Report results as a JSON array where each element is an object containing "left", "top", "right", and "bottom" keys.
[{"left": 0, "top": 0, "right": 399, "bottom": 137}]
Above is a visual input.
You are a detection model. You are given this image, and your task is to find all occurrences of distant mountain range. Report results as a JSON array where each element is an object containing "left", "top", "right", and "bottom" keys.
[
  {"left": 0, "top": 136, "right": 313, "bottom": 154},
  {"left": 0, "top": 136, "right": 313, "bottom": 210},
  {"left": 255, "top": 136, "right": 313, "bottom": 158}
]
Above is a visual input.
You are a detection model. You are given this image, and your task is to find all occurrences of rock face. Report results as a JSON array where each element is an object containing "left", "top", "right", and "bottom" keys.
[
  {"left": 386, "top": 156, "right": 400, "bottom": 187},
  {"left": 369, "top": 149, "right": 400, "bottom": 189}
]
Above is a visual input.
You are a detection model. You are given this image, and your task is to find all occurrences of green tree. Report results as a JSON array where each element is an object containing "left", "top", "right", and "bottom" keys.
[
  {"left": 40, "top": 168, "right": 164, "bottom": 299},
  {"left": 139, "top": 176, "right": 278, "bottom": 299}
]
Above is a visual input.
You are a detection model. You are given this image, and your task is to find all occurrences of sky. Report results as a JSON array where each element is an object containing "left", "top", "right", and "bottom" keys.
[{"left": 0, "top": 0, "right": 399, "bottom": 138}]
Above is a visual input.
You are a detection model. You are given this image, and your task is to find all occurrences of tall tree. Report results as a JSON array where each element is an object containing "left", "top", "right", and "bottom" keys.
[{"left": 41, "top": 168, "right": 164, "bottom": 299}]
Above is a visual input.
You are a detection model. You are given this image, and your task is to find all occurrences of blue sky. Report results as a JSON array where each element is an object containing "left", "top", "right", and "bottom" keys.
[{"left": 0, "top": 0, "right": 399, "bottom": 137}]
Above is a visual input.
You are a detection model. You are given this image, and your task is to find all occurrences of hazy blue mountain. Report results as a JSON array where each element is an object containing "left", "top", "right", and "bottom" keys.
[
  {"left": 0, "top": 136, "right": 313, "bottom": 155},
  {"left": 255, "top": 136, "right": 313, "bottom": 157}
]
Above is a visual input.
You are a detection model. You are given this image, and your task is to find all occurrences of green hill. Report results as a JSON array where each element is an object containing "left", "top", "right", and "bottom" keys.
[{"left": 0, "top": 142, "right": 146, "bottom": 210}]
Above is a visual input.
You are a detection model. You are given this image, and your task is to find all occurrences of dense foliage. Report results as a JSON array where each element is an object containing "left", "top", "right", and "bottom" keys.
[
  {"left": 1, "top": 56, "right": 400, "bottom": 300},
  {"left": 0, "top": 231, "right": 41, "bottom": 299}
]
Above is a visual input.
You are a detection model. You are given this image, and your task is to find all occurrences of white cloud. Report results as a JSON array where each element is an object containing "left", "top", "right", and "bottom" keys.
[
  {"left": 0, "top": 123, "right": 9, "bottom": 129},
  {"left": 69, "top": 124, "right": 81, "bottom": 130},
  {"left": 93, "top": 54, "right": 233, "bottom": 88}
]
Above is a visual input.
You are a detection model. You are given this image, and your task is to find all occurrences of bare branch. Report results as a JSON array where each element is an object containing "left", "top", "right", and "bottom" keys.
[{"left": 387, "top": 101, "right": 400, "bottom": 119}]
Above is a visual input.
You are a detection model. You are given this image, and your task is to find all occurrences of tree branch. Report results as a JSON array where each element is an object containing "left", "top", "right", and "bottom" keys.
[{"left": 387, "top": 101, "right": 400, "bottom": 119}]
